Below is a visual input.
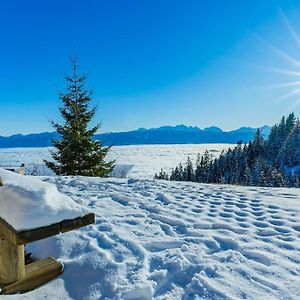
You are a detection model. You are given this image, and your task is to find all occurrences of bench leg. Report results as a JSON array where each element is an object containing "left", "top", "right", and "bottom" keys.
[
  {"left": 0, "top": 239, "right": 25, "bottom": 285},
  {"left": 1, "top": 257, "right": 64, "bottom": 295}
]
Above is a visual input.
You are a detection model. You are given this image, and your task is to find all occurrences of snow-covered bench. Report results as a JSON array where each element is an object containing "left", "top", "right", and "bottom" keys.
[{"left": 0, "top": 169, "right": 95, "bottom": 295}]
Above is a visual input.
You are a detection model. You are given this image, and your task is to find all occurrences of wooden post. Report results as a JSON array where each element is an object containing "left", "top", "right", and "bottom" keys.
[{"left": 0, "top": 238, "right": 25, "bottom": 285}]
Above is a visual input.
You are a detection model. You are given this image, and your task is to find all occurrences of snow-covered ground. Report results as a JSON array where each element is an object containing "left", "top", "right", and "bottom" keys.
[
  {"left": 0, "top": 144, "right": 231, "bottom": 178},
  {"left": 1, "top": 172, "right": 299, "bottom": 299}
]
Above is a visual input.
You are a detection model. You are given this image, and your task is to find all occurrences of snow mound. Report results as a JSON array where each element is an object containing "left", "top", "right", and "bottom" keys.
[
  {"left": 0, "top": 169, "right": 85, "bottom": 230},
  {"left": 110, "top": 164, "right": 134, "bottom": 178}
]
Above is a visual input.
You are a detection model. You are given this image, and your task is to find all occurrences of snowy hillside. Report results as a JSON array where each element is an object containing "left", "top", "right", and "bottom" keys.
[
  {"left": 2, "top": 174, "right": 299, "bottom": 299},
  {"left": 0, "top": 144, "right": 231, "bottom": 178}
]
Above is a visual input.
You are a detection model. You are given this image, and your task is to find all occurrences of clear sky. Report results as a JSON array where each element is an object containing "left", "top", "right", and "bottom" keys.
[{"left": 1, "top": 0, "right": 300, "bottom": 136}]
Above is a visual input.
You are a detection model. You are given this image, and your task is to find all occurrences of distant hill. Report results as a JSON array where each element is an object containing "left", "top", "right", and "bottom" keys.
[
  {"left": 0, "top": 125, "right": 271, "bottom": 148},
  {"left": 0, "top": 132, "right": 60, "bottom": 148}
]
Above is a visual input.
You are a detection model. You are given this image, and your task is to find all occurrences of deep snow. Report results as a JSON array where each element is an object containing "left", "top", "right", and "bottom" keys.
[{"left": 1, "top": 173, "right": 299, "bottom": 299}]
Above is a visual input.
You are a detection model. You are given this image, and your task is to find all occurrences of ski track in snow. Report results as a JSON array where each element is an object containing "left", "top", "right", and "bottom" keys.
[{"left": 5, "top": 176, "right": 299, "bottom": 300}]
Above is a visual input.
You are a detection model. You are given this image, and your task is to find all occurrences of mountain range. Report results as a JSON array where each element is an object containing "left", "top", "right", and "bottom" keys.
[{"left": 0, "top": 125, "right": 271, "bottom": 148}]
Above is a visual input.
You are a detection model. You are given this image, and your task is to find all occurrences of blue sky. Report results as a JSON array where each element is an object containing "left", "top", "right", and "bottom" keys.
[{"left": 1, "top": 0, "right": 300, "bottom": 136}]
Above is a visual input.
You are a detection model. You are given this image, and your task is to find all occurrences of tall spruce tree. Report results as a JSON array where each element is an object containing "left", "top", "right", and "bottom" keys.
[{"left": 45, "top": 58, "right": 114, "bottom": 176}]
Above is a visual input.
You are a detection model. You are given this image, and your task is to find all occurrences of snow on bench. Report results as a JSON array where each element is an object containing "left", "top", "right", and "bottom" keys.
[{"left": 0, "top": 168, "right": 95, "bottom": 294}]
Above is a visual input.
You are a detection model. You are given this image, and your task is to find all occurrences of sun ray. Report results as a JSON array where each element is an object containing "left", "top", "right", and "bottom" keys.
[
  {"left": 252, "top": 81, "right": 300, "bottom": 91},
  {"left": 275, "top": 88, "right": 300, "bottom": 102},
  {"left": 249, "top": 63, "right": 300, "bottom": 77},
  {"left": 246, "top": 13, "right": 300, "bottom": 112},
  {"left": 249, "top": 31, "right": 300, "bottom": 69},
  {"left": 288, "top": 97, "right": 300, "bottom": 110},
  {"left": 250, "top": 63, "right": 300, "bottom": 77},
  {"left": 279, "top": 9, "right": 300, "bottom": 48}
]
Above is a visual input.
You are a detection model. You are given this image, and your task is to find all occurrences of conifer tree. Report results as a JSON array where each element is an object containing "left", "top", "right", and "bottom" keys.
[
  {"left": 154, "top": 169, "right": 169, "bottom": 180},
  {"left": 170, "top": 166, "right": 181, "bottom": 181},
  {"left": 183, "top": 156, "right": 194, "bottom": 181},
  {"left": 268, "top": 167, "right": 285, "bottom": 187},
  {"left": 282, "top": 119, "right": 300, "bottom": 167},
  {"left": 252, "top": 129, "right": 265, "bottom": 158},
  {"left": 194, "top": 154, "right": 201, "bottom": 182},
  {"left": 45, "top": 58, "right": 114, "bottom": 176}
]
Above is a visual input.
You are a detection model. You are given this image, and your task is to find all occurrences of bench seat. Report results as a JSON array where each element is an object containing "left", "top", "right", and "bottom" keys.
[{"left": 0, "top": 213, "right": 95, "bottom": 246}]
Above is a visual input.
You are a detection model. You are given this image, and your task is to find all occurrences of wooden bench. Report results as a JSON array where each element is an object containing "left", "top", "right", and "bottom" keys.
[{"left": 0, "top": 210, "right": 95, "bottom": 295}]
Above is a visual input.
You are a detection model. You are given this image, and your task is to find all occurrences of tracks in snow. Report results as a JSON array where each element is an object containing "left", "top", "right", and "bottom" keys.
[{"left": 44, "top": 177, "right": 300, "bottom": 300}]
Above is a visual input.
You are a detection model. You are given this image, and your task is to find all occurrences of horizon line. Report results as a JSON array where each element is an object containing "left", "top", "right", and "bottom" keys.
[{"left": 0, "top": 123, "right": 271, "bottom": 138}]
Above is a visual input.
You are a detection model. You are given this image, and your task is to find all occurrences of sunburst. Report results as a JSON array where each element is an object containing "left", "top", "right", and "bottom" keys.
[{"left": 249, "top": 11, "right": 300, "bottom": 111}]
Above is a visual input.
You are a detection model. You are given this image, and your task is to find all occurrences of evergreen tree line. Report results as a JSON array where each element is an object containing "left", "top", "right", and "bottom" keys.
[{"left": 155, "top": 113, "right": 300, "bottom": 188}]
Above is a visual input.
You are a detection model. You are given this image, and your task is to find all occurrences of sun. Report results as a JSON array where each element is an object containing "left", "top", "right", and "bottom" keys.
[{"left": 249, "top": 10, "right": 300, "bottom": 111}]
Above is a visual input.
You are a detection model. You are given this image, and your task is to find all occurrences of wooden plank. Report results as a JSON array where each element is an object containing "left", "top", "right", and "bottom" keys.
[
  {"left": 1, "top": 257, "right": 64, "bottom": 295},
  {"left": 25, "top": 257, "right": 54, "bottom": 274},
  {"left": 0, "top": 213, "right": 95, "bottom": 246},
  {"left": 0, "top": 217, "right": 18, "bottom": 245},
  {"left": 17, "top": 223, "right": 61, "bottom": 245},
  {"left": 60, "top": 213, "right": 95, "bottom": 233}
]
